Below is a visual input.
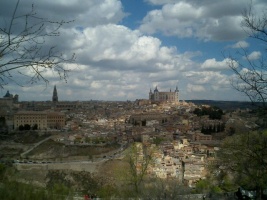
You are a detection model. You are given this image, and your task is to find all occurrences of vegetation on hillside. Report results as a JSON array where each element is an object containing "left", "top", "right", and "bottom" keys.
[
  {"left": 215, "top": 130, "right": 267, "bottom": 199},
  {"left": 193, "top": 106, "right": 224, "bottom": 120}
]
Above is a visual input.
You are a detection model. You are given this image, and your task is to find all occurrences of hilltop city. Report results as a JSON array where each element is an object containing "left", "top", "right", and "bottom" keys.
[{"left": 0, "top": 85, "right": 261, "bottom": 199}]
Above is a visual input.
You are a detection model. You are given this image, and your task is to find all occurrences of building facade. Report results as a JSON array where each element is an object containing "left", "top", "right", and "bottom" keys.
[
  {"left": 149, "top": 86, "right": 179, "bottom": 103},
  {"left": 0, "top": 91, "right": 20, "bottom": 132},
  {"left": 129, "top": 113, "right": 169, "bottom": 126},
  {"left": 47, "top": 112, "right": 65, "bottom": 129},
  {"left": 14, "top": 111, "right": 65, "bottom": 130},
  {"left": 0, "top": 90, "right": 19, "bottom": 108},
  {"left": 14, "top": 111, "right": 47, "bottom": 130}
]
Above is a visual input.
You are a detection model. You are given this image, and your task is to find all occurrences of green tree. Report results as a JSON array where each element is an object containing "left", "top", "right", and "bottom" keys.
[
  {"left": 120, "top": 143, "right": 154, "bottom": 197},
  {"left": 193, "top": 106, "right": 223, "bottom": 120},
  {"left": 0, "top": 164, "right": 73, "bottom": 200},
  {"left": 24, "top": 124, "right": 31, "bottom": 130},
  {"left": 153, "top": 137, "right": 164, "bottom": 145},
  {"left": 18, "top": 124, "right": 24, "bottom": 131},
  {"left": 217, "top": 131, "right": 267, "bottom": 199},
  {"left": 139, "top": 178, "right": 191, "bottom": 199},
  {"left": 32, "top": 124, "right": 38, "bottom": 130},
  {"left": 195, "top": 179, "right": 213, "bottom": 194},
  {"left": 0, "top": 0, "right": 75, "bottom": 88},
  {"left": 0, "top": 181, "right": 72, "bottom": 200},
  {"left": 0, "top": 164, "right": 7, "bottom": 182}
]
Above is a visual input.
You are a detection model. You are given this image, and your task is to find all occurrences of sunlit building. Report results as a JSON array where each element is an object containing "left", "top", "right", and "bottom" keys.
[
  {"left": 14, "top": 111, "right": 65, "bottom": 130},
  {"left": 149, "top": 86, "right": 179, "bottom": 103},
  {"left": 14, "top": 111, "right": 47, "bottom": 130}
]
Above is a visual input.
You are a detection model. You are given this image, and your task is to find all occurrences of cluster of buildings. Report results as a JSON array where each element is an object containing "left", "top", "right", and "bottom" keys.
[
  {"left": 0, "top": 86, "right": 65, "bottom": 131},
  {"left": 124, "top": 103, "right": 221, "bottom": 187},
  {"left": 0, "top": 86, "right": 233, "bottom": 187},
  {"left": 13, "top": 111, "right": 65, "bottom": 130},
  {"left": 0, "top": 86, "right": 180, "bottom": 132}
]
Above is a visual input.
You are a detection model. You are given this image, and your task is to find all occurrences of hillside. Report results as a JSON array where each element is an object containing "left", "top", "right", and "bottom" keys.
[{"left": 186, "top": 100, "right": 260, "bottom": 110}]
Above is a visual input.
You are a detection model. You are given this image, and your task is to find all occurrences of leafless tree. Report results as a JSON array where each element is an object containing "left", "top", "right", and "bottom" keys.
[
  {"left": 227, "top": 4, "right": 267, "bottom": 109},
  {"left": 0, "top": 0, "right": 75, "bottom": 88},
  {"left": 126, "top": 143, "right": 153, "bottom": 195}
]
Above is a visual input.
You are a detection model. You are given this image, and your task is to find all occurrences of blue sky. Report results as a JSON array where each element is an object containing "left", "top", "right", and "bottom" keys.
[{"left": 1, "top": 0, "right": 267, "bottom": 101}]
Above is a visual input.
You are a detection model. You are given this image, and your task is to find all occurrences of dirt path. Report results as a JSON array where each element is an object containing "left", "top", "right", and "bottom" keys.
[{"left": 20, "top": 136, "right": 53, "bottom": 157}]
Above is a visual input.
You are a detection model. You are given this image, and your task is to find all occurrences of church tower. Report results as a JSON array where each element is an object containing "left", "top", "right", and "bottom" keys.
[
  {"left": 52, "top": 85, "right": 58, "bottom": 102},
  {"left": 175, "top": 86, "right": 179, "bottom": 102},
  {"left": 149, "top": 88, "right": 153, "bottom": 100}
]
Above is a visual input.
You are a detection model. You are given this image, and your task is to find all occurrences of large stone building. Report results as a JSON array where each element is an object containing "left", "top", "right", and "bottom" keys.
[
  {"left": 47, "top": 112, "right": 65, "bottom": 129},
  {"left": 14, "top": 111, "right": 65, "bottom": 130},
  {"left": 129, "top": 112, "right": 169, "bottom": 126},
  {"left": 149, "top": 86, "right": 179, "bottom": 103},
  {"left": 0, "top": 91, "right": 19, "bottom": 132},
  {"left": 0, "top": 90, "right": 19, "bottom": 108},
  {"left": 14, "top": 111, "right": 47, "bottom": 130}
]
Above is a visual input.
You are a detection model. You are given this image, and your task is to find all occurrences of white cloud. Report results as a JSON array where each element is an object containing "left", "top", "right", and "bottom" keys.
[
  {"left": 0, "top": 0, "right": 127, "bottom": 31},
  {"left": 145, "top": 0, "right": 177, "bottom": 5},
  {"left": 185, "top": 71, "right": 229, "bottom": 85},
  {"left": 139, "top": 0, "right": 267, "bottom": 41},
  {"left": 0, "top": 0, "right": 255, "bottom": 102},
  {"left": 246, "top": 51, "right": 261, "bottom": 60},
  {"left": 187, "top": 84, "right": 205, "bottom": 92},
  {"left": 41, "top": 0, "right": 126, "bottom": 26},
  {"left": 201, "top": 58, "right": 235, "bottom": 71},
  {"left": 162, "top": 2, "right": 200, "bottom": 21},
  {"left": 140, "top": 7, "right": 199, "bottom": 37},
  {"left": 60, "top": 24, "right": 190, "bottom": 74},
  {"left": 231, "top": 41, "right": 249, "bottom": 48}
]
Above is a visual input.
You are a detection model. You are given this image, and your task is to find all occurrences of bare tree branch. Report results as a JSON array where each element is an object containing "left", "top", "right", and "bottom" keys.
[{"left": 0, "top": 0, "right": 75, "bottom": 88}]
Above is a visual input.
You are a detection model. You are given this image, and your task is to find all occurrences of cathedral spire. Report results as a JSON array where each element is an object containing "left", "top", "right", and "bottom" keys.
[
  {"left": 154, "top": 86, "right": 159, "bottom": 92},
  {"left": 52, "top": 85, "right": 58, "bottom": 102},
  {"left": 175, "top": 86, "right": 179, "bottom": 92}
]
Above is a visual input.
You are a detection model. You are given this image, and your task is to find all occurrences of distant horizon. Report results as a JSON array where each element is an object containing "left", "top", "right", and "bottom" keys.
[
  {"left": 17, "top": 99, "right": 253, "bottom": 103},
  {"left": 1, "top": 85, "right": 250, "bottom": 102}
]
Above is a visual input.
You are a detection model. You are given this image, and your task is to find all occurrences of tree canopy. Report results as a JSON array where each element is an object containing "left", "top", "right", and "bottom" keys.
[
  {"left": 216, "top": 131, "right": 267, "bottom": 199},
  {"left": 193, "top": 106, "right": 224, "bottom": 120}
]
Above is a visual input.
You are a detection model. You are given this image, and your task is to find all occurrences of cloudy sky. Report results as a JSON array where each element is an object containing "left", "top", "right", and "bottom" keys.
[{"left": 1, "top": 0, "right": 266, "bottom": 101}]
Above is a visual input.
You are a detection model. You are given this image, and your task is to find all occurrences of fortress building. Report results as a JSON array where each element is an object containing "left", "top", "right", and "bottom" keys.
[
  {"left": 0, "top": 90, "right": 19, "bottom": 110},
  {"left": 149, "top": 86, "right": 179, "bottom": 103}
]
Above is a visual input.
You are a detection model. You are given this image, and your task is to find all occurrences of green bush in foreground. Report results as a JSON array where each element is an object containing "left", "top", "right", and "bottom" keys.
[{"left": 0, "top": 181, "right": 73, "bottom": 200}]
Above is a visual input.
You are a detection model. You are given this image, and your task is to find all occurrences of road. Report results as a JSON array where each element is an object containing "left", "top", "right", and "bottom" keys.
[
  {"left": 20, "top": 135, "right": 53, "bottom": 157},
  {"left": 14, "top": 159, "right": 112, "bottom": 173}
]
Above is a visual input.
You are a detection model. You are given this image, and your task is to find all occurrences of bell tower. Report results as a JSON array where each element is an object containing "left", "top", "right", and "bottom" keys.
[
  {"left": 175, "top": 86, "right": 179, "bottom": 102},
  {"left": 52, "top": 85, "right": 58, "bottom": 102}
]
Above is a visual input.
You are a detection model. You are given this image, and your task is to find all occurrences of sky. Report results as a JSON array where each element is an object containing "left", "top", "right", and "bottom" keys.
[{"left": 1, "top": 0, "right": 267, "bottom": 101}]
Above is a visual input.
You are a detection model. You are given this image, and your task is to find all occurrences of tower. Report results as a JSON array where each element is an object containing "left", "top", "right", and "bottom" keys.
[
  {"left": 175, "top": 86, "right": 179, "bottom": 102},
  {"left": 149, "top": 88, "right": 152, "bottom": 100},
  {"left": 154, "top": 86, "right": 159, "bottom": 101},
  {"left": 52, "top": 85, "right": 58, "bottom": 102}
]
